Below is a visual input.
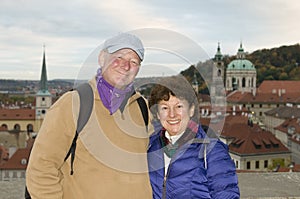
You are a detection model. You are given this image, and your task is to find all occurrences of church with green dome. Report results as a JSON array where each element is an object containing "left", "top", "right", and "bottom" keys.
[{"left": 225, "top": 43, "right": 257, "bottom": 94}]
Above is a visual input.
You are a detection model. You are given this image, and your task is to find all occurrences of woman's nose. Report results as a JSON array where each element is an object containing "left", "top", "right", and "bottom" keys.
[{"left": 168, "top": 108, "right": 175, "bottom": 117}]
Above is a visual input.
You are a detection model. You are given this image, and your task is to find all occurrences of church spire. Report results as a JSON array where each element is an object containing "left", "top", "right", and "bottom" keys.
[
  {"left": 214, "top": 42, "right": 223, "bottom": 61},
  {"left": 39, "top": 45, "right": 48, "bottom": 93},
  {"left": 237, "top": 41, "right": 245, "bottom": 59},
  {"left": 35, "top": 44, "right": 52, "bottom": 123}
]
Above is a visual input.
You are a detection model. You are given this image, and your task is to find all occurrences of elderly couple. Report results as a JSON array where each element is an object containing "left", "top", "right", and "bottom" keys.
[{"left": 26, "top": 32, "right": 240, "bottom": 199}]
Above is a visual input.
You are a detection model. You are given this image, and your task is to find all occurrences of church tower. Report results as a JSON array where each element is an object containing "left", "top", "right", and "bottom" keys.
[
  {"left": 35, "top": 46, "right": 52, "bottom": 121},
  {"left": 192, "top": 73, "right": 199, "bottom": 94},
  {"left": 214, "top": 42, "right": 225, "bottom": 76},
  {"left": 210, "top": 43, "right": 226, "bottom": 105}
]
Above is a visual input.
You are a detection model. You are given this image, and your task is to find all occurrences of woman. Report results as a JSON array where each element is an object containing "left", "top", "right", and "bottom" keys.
[{"left": 147, "top": 75, "right": 240, "bottom": 199}]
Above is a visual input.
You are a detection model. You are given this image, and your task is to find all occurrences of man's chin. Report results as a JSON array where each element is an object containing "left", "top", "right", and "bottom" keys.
[{"left": 115, "top": 81, "right": 129, "bottom": 90}]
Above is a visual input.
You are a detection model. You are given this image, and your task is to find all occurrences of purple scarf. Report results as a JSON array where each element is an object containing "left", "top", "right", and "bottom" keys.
[{"left": 95, "top": 68, "right": 133, "bottom": 114}]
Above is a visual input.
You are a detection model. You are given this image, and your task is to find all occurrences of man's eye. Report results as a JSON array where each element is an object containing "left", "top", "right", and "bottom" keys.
[{"left": 130, "top": 60, "right": 140, "bottom": 66}]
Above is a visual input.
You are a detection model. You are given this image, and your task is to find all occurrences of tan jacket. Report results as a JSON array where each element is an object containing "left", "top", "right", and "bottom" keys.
[{"left": 26, "top": 78, "right": 153, "bottom": 199}]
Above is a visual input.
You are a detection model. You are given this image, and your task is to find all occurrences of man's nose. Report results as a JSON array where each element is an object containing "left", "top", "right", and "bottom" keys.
[{"left": 118, "top": 58, "right": 130, "bottom": 70}]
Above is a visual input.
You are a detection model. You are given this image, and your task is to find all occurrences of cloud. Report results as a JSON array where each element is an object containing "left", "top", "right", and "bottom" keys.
[{"left": 0, "top": 0, "right": 300, "bottom": 80}]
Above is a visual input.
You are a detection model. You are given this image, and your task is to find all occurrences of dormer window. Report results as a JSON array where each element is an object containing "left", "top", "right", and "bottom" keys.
[{"left": 21, "top": 158, "right": 27, "bottom": 165}]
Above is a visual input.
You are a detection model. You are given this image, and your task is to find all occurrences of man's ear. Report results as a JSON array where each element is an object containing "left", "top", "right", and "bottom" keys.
[{"left": 98, "top": 50, "right": 105, "bottom": 67}]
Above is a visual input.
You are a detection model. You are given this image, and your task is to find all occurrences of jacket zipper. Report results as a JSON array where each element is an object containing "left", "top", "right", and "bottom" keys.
[
  {"left": 162, "top": 163, "right": 171, "bottom": 199},
  {"left": 162, "top": 176, "right": 167, "bottom": 199}
]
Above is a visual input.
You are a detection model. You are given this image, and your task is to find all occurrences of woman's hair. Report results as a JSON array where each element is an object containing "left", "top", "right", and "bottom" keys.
[{"left": 148, "top": 75, "right": 199, "bottom": 121}]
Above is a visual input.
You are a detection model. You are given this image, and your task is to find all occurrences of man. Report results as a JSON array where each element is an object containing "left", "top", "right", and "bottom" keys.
[{"left": 26, "top": 33, "right": 153, "bottom": 199}]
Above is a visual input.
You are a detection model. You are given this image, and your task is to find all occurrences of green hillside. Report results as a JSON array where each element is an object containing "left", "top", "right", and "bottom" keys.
[{"left": 182, "top": 43, "right": 300, "bottom": 93}]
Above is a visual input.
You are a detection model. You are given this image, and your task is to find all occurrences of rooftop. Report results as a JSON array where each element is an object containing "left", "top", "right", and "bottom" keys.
[{"left": 0, "top": 109, "right": 35, "bottom": 120}]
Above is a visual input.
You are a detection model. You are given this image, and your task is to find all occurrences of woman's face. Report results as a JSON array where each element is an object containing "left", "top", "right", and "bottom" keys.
[{"left": 157, "top": 95, "right": 194, "bottom": 136}]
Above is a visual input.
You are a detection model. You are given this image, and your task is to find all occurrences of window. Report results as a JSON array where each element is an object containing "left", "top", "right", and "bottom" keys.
[
  {"left": 235, "top": 160, "right": 239, "bottom": 168},
  {"left": 247, "top": 161, "right": 251, "bottom": 169},
  {"left": 255, "top": 161, "right": 259, "bottom": 169},
  {"left": 4, "top": 171, "right": 9, "bottom": 178},
  {"left": 21, "top": 171, "right": 26, "bottom": 178},
  {"left": 14, "top": 124, "right": 20, "bottom": 131},
  {"left": 242, "top": 78, "right": 246, "bottom": 87},
  {"left": 21, "top": 158, "right": 27, "bottom": 165},
  {"left": 264, "top": 160, "right": 268, "bottom": 168}
]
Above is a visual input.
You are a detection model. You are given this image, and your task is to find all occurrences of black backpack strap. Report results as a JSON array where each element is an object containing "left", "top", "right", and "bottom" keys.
[
  {"left": 64, "top": 83, "right": 94, "bottom": 175},
  {"left": 120, "top": 90, "right": 149, "bottom": 132},
  {"left": 136, "top": 96, "right": 149, "bottom": 132}
]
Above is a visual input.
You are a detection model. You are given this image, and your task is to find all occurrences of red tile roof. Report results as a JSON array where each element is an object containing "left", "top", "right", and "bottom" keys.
[
  {"left": 227, "top": 91, "right": 300, "bottom": 104},
  {"left": 275, "top": 118, "right": 300, "bottom": 144},
  {"left": 227, "top": 80, "right": 300, "bottom": 104},
  {"left": 226, "top": 119, "right": 289, "bottom": 155},
  {"left": 0, "top": 109, "right": 35, "bottom": 120},
  {"left": 201, "top": 114, "right": 290, "bottom": 156},
  {"left": 0, "top": 138, "right": 34, "bottom": 170},
  {"left": 0, "top": 145, "right": 9, "bottom": 165},
  {"left": 258, "top": 80, "right": 300, "bottom": 93},
  {"left": 275, "top": 118, "right": 300, "bottom": 134},
  {"left": 265, "top": 106, "right": 300, "bottom": 119},
  {"left": 0, "top": 148, "right": 30, "bottom": 169}
]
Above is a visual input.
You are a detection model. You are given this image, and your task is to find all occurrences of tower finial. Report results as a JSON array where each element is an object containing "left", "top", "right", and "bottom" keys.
[{"left": 214, "top": 42, "right": 223, "bottom": 61}]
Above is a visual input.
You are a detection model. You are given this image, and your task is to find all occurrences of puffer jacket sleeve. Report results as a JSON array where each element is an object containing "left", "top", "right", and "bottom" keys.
[
  {"left": 205, "top": 138, "right": 240, "bottom": 199},
  {"left": 26, "top": 91, "right": 78, "bottom": 199}
]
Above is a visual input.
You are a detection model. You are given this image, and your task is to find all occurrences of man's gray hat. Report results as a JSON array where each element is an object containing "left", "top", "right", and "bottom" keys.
[{"left": 104, "top": 33, "right": 144, "bottom": 61}]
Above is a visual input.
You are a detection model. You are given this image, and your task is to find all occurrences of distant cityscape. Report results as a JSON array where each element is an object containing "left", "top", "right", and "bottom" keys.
[{"left": 0, "top": 43, "right": 300, "bottom": 198}]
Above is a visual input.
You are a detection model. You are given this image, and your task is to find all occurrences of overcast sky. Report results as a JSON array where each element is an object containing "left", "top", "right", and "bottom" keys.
[{"left": 1, "top": 0, "right": 299, "bottom": 80}]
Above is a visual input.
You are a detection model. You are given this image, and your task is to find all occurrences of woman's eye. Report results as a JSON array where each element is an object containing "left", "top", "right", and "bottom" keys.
[
  {"left": 177, "top": 105, "right": 183, "bottom": 109},
  {"left": 160, "top": 106, "right": 168, "bottom": 111}
]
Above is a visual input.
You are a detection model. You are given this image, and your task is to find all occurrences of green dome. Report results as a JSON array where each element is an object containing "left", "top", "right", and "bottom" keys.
[{"left": 227, "top": 59, "right": 255, "bottom": 70}]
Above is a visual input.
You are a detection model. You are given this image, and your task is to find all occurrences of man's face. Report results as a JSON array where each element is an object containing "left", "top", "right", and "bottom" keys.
[{"left": 100, "top": 48, "right": 141, "bottom": 89}]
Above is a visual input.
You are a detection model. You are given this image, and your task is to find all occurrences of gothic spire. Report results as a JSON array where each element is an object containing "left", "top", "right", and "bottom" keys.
[{"left": 39, "top": 45, "right": 48, "bottom": 93}]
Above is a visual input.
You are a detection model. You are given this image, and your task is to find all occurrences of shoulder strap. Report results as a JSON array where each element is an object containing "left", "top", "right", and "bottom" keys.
[
  {"left": 75, "top": 83, "right": 94, "bottom": 132},
  {"left": 136, "top": 96, "right": 149, "bottom": 132},
  {"left": 122, "top": 90, "right": 149, "bottom": 132},
  {"left": 64, "top": 83, "right": 94, "bottom": 175}
]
